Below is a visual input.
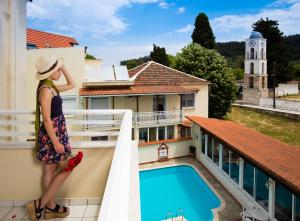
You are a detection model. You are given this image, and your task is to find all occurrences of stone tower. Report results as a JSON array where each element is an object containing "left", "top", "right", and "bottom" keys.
[{"left": 243, "top": 32, "right": 269, "bottom": 104}]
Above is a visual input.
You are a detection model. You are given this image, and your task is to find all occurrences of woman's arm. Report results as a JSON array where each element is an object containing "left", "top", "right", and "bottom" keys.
[
  {"left": 55, "top": 65, "right": 76, "bottom": 92},
  {"left": 39, "top": 88, "right": 65, "bottom": 153}
]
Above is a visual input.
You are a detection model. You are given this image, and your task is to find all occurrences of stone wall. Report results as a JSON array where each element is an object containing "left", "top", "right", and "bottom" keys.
[{"left": 243, "top": 74, "right": 268, "bottom": 104}]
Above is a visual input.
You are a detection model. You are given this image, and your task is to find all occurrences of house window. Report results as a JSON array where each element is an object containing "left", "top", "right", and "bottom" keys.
[
  {"left": 149, "top": 127, "right": 157, "bottom": 142},
  {"left": 89, "top": 97, "right": 109, "bottom": 109},
  {"left": 249, "top": 77, "right": 254, "bottom": 89},
  {"left": 158, "top": 126, "right": 165, "bottom": 140},
  {"left": 181, "top": 94, "right": 195, "bottom": 108},
  {"left": 222, "top": 145, "right": 230, "bottom": 175},
  {"left": 207, "top": 134, "right": 213, "bottom": 159},
  {"left": 262, "top": 63, "right": 265, "bottom": 75},
  {"left": 262, "top": 77, "right": 265, "bottom": 89},
  {"left": 261, "top": 48, "right": 264, "bottom": 59},
  {"left": 213, "top": 139, "right": 220, "bottom": 166},
  {"left": 255, "top": 168, "right": 269, "bottom": 211},
  {"left": 230, "top": 152, "right": 240, "bottom": 184},
  {"left": 275, "top": 183, "right": 293, "bottom": 221},
  {"left": 167, "top": 125, "right": 174, "bottom": 139},
  {"left": 243, "top": 160, "right": 255, "bottom": 196},
  {"left": 201, "top": 133, "right": 206, "bottom": 154},
  {"left": 62, "top": 96, "right": 77, "bottom": 110},
  {"left": 139, "top": 128, "right": 148, "bottom": 143},
  {"left": 250, "top": 63, "right": 254, "bottom": 75},
  {"left": 179, "top": 125, "right": 191, "bottom": 138},
  {"left": 153, "top": 95, "right": 166, "bottom": 112}
]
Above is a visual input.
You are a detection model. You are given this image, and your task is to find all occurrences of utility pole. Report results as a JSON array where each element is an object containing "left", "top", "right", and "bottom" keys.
[{"left": 272, "top": 62, "right": 277, "bottom": 108}]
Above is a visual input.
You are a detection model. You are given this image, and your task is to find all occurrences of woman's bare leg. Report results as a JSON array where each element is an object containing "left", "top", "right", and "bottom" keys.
[
  {"left": 40, "top": 159, "right": 71, "bottom": 208},
  {"left": 42, "top": 163, "right": 57, "bottom": 208}
]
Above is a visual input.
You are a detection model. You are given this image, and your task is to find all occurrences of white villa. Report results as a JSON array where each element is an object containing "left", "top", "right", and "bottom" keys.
[{"left": 1, "top": 1, "right": 299, "bottom": 221}]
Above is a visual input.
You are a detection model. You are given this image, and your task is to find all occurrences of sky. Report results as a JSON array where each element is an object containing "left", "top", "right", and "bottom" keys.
[{"left": 27, "top": 0, "right": 300, "bottom": 65}]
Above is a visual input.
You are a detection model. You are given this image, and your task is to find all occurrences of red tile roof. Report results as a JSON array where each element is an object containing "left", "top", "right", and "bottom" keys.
[
  {"left": 187, "top": 116, "right": 300, "bottom": 195},
  {"left": 81, "top": 61, "right": 208, "bottom": 96},
  {"left": 27, "top": 28, "right": 79, "bottom": 49},
  {"left": 80, "top": 85, "right": 198, "bottom": 96},
  {"left": 129, "top": 61, "right": 208, "bottom": 86}
]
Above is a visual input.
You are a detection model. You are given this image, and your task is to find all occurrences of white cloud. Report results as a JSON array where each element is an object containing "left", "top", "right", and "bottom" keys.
[
  {"left": 211, "top": 1, "right": 300, "bottom": 41},
  {"left": 175, "top": 24, "right": 194, "bottom": 33},
  {"left": 27, "top": 0, "right": 162, "bottom": 39},
  {"left": 159, "top": 1, "right": 169, "bottom": 9},
  {"left": 176, "top": 7, "right": 185, "bottom": 14},
  {"left": 90, "top": 42, "right": 186, "bottom": 66}
]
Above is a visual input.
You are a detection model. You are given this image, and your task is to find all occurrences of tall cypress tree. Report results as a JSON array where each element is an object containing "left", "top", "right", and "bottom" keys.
[
  {"left": 150, "top": 44, "right": 170, "bottom": 66},
  {"left": 252, "top": 18, "right": 292, "bottom": 87},
  {"left": 192, "top": 12, "right": 215, "bottom": 49}
]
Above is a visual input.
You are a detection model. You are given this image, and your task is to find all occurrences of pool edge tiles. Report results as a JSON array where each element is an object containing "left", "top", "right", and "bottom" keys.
[{"left": 140, "top": 163, "right": 226, "bottom": 221}]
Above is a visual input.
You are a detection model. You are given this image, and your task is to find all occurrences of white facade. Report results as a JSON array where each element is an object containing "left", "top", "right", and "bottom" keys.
[
  {"left": 276, "top": 82, "right": 299, "bottom": 96},
  {"left": 0, "top": 0, "right": 27, "bottom": 109},
  {"left": 245, "top": 37, "right": 267, "bottom": 75}
]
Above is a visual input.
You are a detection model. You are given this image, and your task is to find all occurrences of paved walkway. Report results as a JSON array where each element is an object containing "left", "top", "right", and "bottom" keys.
[{"left": 140, "top": 157, "right": 243, "bottom": 221}]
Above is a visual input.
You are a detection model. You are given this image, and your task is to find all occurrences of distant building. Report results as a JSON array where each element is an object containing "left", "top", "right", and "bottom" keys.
[
  {"left": 243, "top": 32, "right": 269, "bottom": 104},
  {"left": 26, "top": 28, "right": 79, "bottom": 49}
]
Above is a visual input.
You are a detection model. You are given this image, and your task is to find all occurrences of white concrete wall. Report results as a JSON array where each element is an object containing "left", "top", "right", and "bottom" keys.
[
  {"left": 275, "top": 83, "right": 299, "bottom": 96},
  {"left": 259, "top": 97, "right": 300, "bottom": 112},
  {"left": 0, "top": 0, "right": 27, "bottom": 109},
  {"left": 138, "top": 140, "right": 192, "bottom": 164}
]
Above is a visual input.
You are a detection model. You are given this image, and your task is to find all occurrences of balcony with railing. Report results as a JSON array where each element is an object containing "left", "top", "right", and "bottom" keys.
[
  {"left": 0, "top": 109, "right": 140, "bottom": 221},
  {"left": 133, "top": 110, "right": 183, "bottom": 127}
]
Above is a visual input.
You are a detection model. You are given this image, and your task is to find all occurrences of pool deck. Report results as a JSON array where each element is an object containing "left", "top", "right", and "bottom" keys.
[{"left": 140, "top": 157, "right": 243, "bottom": 221}]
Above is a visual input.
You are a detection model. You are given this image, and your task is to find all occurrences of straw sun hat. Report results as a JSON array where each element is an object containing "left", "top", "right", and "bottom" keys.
[{"left": 35, "top": 55, "right": 64, "bottom": 80}]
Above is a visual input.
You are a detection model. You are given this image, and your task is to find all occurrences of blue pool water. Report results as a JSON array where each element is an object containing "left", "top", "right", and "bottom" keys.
[{"left": 139, "top": 165, "right": 221, "bottom": 221}]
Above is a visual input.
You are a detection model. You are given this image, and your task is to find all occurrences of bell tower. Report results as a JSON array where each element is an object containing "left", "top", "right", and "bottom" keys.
[{"left": 243, "top": 31, "right": 269, "bottom": 104}]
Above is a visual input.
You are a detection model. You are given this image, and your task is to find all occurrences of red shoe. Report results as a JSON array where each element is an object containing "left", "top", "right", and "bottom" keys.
[{"left": 64, "top": 151, "right": 83, "bottom": 172}]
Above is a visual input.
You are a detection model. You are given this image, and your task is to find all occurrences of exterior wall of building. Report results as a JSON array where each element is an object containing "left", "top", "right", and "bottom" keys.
[
  {"left": 275, "top": 83, "right": 299, "bottom": 96},
  {"left": 0, "top": 148, "right": 114, "bottom": 200},
  {"left": 138, "top": 139, "right": 192, "bottom": 164},
  {"left": 182, "top": 84, "right": 209, "bottom": 117},
  {"left": 26, "top": 47, "right": 86, "bottom": 110},
  {"left": 0, "top": 0, "right": 27, "bottom": 110}
]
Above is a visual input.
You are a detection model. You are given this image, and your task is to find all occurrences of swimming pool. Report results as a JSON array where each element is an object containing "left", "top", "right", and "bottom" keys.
[{"left": 139, "top": 165, "right": 222, "bottom": 221}]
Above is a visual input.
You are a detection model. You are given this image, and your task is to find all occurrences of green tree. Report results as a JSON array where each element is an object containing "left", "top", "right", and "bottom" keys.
[
  {"left": 150, "top": 44, "right": 170, "bottom": 66},
  {"left": 192, "top": 13, "right": 215, "bottom": 49},
  {"left": 120, "top": 56, "right": 150, "bottom": 69},
  {"left": 85, "top": 53, "right": 97, "bottom": 60},
  {"left": 252, "top": 18, "right": 292, "bottom": 87},
  {"left": 174, "top": 43, "right": 237, "bottom": 118}
]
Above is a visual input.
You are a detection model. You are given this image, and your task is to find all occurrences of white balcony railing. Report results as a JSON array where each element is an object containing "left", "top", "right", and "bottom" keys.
[
  {"left": 0, "top": 109, "right": 140, "bottom": 221},
  {"left": 133, "top": 110, "right": 183, "bottom": 126}
]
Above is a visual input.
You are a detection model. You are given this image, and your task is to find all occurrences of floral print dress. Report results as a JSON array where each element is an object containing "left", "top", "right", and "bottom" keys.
[{"left": 36, "top": 86, "right": 72, "bottom": 163}]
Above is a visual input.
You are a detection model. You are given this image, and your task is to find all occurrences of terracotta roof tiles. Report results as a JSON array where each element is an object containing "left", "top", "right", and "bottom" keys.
[
  {"left": 129, "top": 61, "right": 207, "bottom": 86},
  {"left": 187, "top": 116, "right": 300, "bottom": 195},
  {"left": 27, "top": 28, "right": 79, "bottom": 49},
  {"left": 80, "top": 85, "right": 198, "bottom": 96}
]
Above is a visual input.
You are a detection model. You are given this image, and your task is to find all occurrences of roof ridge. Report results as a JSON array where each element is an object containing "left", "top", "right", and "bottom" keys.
[
  {"left": 150, "top": 61, "right": 207, "bottom": 82},
  {"left": 130, "top": 61, "right": 153, "bottom": 81},
  {"left": 128, "top": 61, "right": 150, "bottom": 71},
  {"left": 27, "top": 28, "right": 78, "bottom": 42}
]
